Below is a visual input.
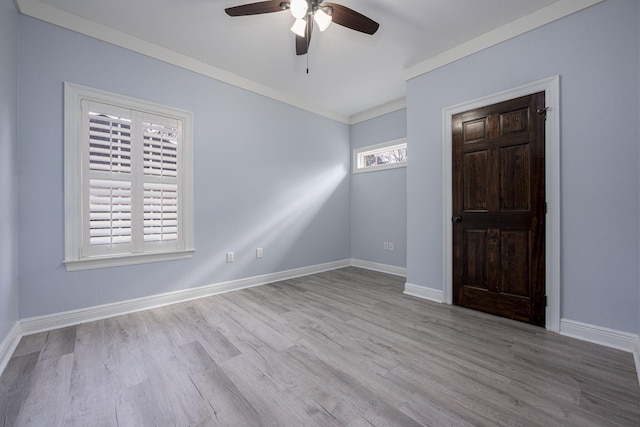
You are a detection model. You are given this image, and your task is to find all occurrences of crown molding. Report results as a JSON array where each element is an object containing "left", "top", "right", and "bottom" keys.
[
  {"left": 349, "top": 98, "right": 406, "bottom": 125},
  {"left": 404, "top": 0, "right": 604, "bottom": 81},
  {"left": 16, "top": 0, "right": 605, "bottom": 124},
  {"left": 15, "top": 0, "right": 350, "bottom": 124}
]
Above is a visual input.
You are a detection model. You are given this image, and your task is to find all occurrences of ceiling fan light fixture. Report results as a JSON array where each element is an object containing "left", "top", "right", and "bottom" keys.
[
  {"left": 226, "top": 0, "right": 380, "bottom": 57},
  {"left": 290, "top": 18, "right": 307, "bottom": 37},
  {"left": 314, "top": 8, "right": 332, "bottom": 32},
  {"left": 289, "top": 0, "right": 308, "bottom": 19}
]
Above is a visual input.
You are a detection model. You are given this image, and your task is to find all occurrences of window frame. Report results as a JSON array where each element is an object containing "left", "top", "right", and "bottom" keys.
[
  {"left": 353, "top": 138, "right": 407, "bottom": 174},
  {"left": 64, "top": 82, "right": 194, "bottom": 271}
]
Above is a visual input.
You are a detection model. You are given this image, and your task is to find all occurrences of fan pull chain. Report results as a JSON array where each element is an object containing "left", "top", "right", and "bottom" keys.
[{"left": 306, "top": 22, "right": 310, "bottom": 74}]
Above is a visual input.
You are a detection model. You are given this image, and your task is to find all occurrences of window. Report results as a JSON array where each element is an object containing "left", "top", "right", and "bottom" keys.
[
  {"left": 64, "top": 83, "right": 194, "bottom": 271},
  {"left": 353, "top": 138, "right": 407, "bottom": 173}
]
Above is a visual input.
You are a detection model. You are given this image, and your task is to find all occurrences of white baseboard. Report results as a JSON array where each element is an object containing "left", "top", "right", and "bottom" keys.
[
  {"left": 560, "top": 318, "right": 638, "bottom": 353},
  {"left": 561, "top": 320, "right": 640, "bottom": 387},
  {"left": 351, "top": 259, "right": 406, "bottom": 277},
  {"left": 403, "top": 282, "right": 444, "bottom": 303},
  {"left": 0, "top": 322, "right": 22, "bottom": 377},
  {"left": 20, "top": 259, "right": 350, "bottom": 336}
]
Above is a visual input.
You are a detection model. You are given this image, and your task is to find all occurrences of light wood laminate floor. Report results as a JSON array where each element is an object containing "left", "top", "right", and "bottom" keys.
[{"left": 1, "top": 267, "right": 639, "bottom": 426}]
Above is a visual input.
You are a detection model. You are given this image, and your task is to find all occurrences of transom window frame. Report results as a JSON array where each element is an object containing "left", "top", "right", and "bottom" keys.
[
  {"left": 353, "top": 138, "right": 407, "bottom": 174},
  {"left": 64, "top": 82, "right": 194, "bottom": 271}
]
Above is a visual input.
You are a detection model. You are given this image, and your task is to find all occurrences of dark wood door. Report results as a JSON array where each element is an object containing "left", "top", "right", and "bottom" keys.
[{"left": 452, "top": 92, "right": 546, "bottom": 326}]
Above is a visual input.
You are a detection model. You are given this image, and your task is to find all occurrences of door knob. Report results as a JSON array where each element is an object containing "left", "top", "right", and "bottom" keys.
[{"left": 453, "top": 216, "right": 463, "bottom": 223}]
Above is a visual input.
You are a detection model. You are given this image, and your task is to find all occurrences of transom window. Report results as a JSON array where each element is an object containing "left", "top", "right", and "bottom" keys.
[{"left": 353, "top": 139, "right": 407, "bottom": 173}]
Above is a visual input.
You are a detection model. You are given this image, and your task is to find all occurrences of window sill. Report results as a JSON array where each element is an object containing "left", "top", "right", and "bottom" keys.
[
  {"left": 353, "top": 161, "right": 407, "bottom": 174},
  {"left": 64, "top": 249, "right": 195, "bottom": 271}
]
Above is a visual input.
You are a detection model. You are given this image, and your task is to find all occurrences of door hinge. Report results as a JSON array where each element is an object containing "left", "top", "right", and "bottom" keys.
[
  {"left": 544, "top": 202, "right": 548, "bottom": 214},
  {"left": 545, "top": 296, "right": 548, "bottom": 307}
]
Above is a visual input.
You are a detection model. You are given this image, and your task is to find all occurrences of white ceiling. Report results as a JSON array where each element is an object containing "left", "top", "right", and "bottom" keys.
[{"left": 18, "top": 0, "right": 590, "bottom": 121}]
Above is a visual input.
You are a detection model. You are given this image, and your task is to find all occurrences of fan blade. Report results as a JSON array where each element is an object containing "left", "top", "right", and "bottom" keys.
[
  {"left": 325, "top": 3, "right": 379, "bottom": 35},
  {"left": 225, "top": 1, "right": 287, "bottom": 16},
  {"left": 295, "top": 18, "right": 313, "bottom": 55}
]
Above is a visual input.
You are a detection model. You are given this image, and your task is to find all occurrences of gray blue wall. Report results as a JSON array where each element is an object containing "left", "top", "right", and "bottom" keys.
[
  {"left": 17, "top": 16, "right": 351, "bottom": 318},
  {"left": 350, "top": 109, "right": 406, "bottom": 269},
  {"left": 4, "top": 0, "right": 639, "bottom": 344},
  {"left": 0, "top": 0, "right": 19, "bottom": 342},
  {"left": 406, "top": 0, "right": 639, "bottom": 333}
]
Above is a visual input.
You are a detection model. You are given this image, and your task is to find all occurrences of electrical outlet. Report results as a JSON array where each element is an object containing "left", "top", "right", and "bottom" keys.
[
  {"left": 256, "top": 248, "right": 263, "bottom": 259},
  {"left": 389, "top": 242, "right": 394, "bottom": 251},
  {"left": 384, "top": 242, "right": 389, "bottom": 250},
  {"left": 226, "top": 252, "right": 234, "bottom": 263}
]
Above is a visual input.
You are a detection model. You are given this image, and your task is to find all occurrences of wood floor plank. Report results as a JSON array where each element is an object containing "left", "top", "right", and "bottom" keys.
[
  {"left": 114, "top": 381, "right": 167, "bottom": 427},
  {"left": 398, "top": 392, "right": 478, "bottom": 427},
  {"left": 135, "top": 343, "right": 213, "bottom": 425},
  {"left": 10, "top": 333, "right": 47, "bottom": 359},
  {"left": 13, "top": 353, "right": 73, "bottom": 427},
  {"left": 175, "top": 340, "right": 264, "bottom": 426},
  {"left": 282, "top": 345, "right": 423, "bottom": 427},
  {"left": 0, "top": 352, "right": 39, "bottom": 426},
  {"left": 214, "top": 296, "right": 296, "bottom": 352},
  {"left": 39, "top": 326, "right": 76, "bottom": 361},
  {"left": 222, "top": 351, "right": 338, "bottom": 426},
  {"left": 63, "top": 320, "right": 117, "bottom": 426},
  {"left": 2, "top": 267, "right": 639, "bottom": 426}
]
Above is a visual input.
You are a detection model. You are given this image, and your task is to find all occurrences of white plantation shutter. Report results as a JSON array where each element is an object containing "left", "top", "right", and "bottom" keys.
[
  {"left": 68, "top": 90, "right": 191, "bottom": 265},
  {"left": 88, "top": 112, "right": 132, "bottom": 173},
  {"left": 89, "top": 179, "right": 132, "bottom": 246},
  {"left": 140, "top": 115, "right": 181, "bottom": 250},
  {"left": 143, "top": 182, "right": 178, "bottom": 242},
  {"left": 143, "top": 119, "right": 179, "bottom": 177},
  {"left": 65, "top": 83, "right": 193, "bottom": 270}
]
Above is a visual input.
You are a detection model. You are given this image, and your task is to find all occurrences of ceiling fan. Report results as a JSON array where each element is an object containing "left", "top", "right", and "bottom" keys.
[{"left": 225, "top": 0, "right": 379, "bottom": 55}]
